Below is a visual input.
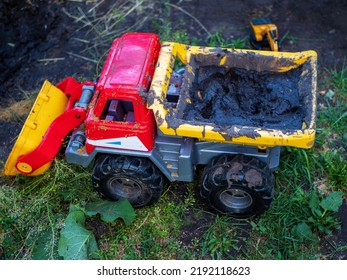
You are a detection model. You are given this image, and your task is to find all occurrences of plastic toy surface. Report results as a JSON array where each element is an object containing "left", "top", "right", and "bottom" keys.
[
  {"left": 3, "top": 31, "right": 317, "bottom": 217},
  {"left": 148, "top": 41, "right": 316, "bottom": 148},
  {"left": 4, "top": 78, "right": 95, "bottom": 176}
]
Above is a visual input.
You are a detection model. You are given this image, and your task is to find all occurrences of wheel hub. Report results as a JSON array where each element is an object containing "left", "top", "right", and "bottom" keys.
[
  {"left": 219, "top": 188, "right": 253, "bottom": 210},
  {"left": 109, "top": 177, "right": 142, "bottom": 199}
]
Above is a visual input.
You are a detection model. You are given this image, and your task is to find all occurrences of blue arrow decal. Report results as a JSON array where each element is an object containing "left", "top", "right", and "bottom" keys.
[{"left": 106, "top": 141, "right": 121, "bottom": 145}]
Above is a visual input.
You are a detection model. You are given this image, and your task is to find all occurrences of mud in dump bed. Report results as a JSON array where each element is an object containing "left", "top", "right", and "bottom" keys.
[
  {"left": 149, "top": 44, "right": 317, "bottom": 148},
  {"left": 181, "top": 65, "right": 304, "bottom": 130}
]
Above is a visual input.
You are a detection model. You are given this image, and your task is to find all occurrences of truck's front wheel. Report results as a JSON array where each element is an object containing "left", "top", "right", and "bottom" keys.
[
  {"left": 201, "top": 154, "right": 274, "bottom": 217},
  {"left": 92, "top": 155, "right": 164, "bottom": 207}
]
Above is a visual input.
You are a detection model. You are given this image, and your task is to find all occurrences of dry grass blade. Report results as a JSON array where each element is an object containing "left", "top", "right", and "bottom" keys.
[
  {"left": 62, "top": 0, "right": 152, "bottom": 51},
  {"left": 37, "top": 58, "right": 65, "bottom": 62},
  {"left": 101, "top": 0, "right": 144, "bottom": 35},
  {"left": 166, "top": 2, "right": 211, "bottom": 36},
  {"left": 71, "top": 38, "right": 91, "bottom": 44},
  {"left": 88, "top": 0, "right": 105, "bottom": 13},
  {"left": 66, "top": 52, "right": 98, "bottom": 63}
]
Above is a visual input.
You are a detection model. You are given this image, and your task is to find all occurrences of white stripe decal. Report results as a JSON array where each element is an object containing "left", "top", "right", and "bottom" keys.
[{"left": 86, "top": 136, "right": 148, "bottom": 151}]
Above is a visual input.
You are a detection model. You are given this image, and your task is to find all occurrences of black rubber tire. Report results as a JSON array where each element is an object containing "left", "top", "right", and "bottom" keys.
[
  {"left": 200, "top": 154, "right": 274, "bottom": 217},
  {"left": 92, "top": 155, "right": 164, "bottom": 207}
]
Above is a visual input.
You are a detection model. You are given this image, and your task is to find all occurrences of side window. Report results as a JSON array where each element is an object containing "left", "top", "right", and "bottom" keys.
[{"left": 101, "top": 99, "right": 135, "bottom": 123}]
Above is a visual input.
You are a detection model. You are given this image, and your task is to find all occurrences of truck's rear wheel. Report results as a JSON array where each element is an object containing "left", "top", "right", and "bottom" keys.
[
  {"left": 92, "top": 155, "right": 164, "bottom": 207},
  {"left": 201, "top": 154, "right": 274, "bottom": 217}
]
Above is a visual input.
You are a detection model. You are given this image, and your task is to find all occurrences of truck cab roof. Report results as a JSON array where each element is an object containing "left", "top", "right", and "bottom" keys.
[{"left": 96, "top": 32, "right": 160, "bottom": 93}]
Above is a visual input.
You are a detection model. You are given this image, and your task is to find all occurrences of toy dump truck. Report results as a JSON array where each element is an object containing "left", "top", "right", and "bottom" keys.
[
  {"left": 4, "top": 32, "right": 317, "bottom": 217},
  {"left": 250, "top": 18, "right": 279, "bottom": 51}
]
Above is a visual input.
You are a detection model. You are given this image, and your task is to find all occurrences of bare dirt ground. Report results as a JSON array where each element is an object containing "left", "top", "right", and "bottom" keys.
[
  {"left": 1, "top": 0, "right": 346, "bottom": 259},
  {"left": 1, "top": 0, "right": 346, "bottom": 162}
]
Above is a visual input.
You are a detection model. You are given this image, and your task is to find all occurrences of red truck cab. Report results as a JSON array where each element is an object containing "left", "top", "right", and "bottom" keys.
[{"left": 85, "top": 33, "right": 161, "bottom": 154}]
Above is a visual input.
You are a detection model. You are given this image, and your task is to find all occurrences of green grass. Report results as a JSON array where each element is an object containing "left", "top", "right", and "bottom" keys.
[
  {"left": 207, "top": 31, "right": 247, "bottom": 49},
  {"left": 200, "top": 215, "right": 244, "bottom": 259},
  {"left": 1, "top": 0, "right": 347, "bottom": 260},
  {"left": 2, "top": 143, "right": 344, "bottom": 259},
  {"left": 0, "top": 160, "right": 97, "bottom": 259},
  {"left": 317, "top": 63, "right": 347, "bottom": 140},
  {"left": 244, "top": 161, "right": 343, "bottom": 260}
]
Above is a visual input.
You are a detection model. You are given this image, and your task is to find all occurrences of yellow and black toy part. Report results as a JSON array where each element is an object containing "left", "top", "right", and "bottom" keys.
[
  {"left": 250, "top": 18, "right": 279, "bottom": 51},
  {"left": 148, "top": 42, "right": 317, "bottom": 149}
]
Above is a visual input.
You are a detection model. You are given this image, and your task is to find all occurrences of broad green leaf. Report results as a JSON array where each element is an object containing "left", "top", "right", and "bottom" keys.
[
  {"left": 58, "top": 210, "right": 98, "bottom": 260},
  {"left": 292, "top": 222, "right": 314, "bottom": 242},
  {"left": 320, "top": 192, "right": 343, "bottom": 212},
  {"left": 69, "top": 203, "right": 85, "bottom": 212},
  {"left": 312, "top": 207, "right": 323, "bottom": 218},
  {"left": 31, "top": 229, "right": 59, "bottom": 260},
  {"left": 309, "top": 190, "right": 320, "bottom": 212},
  {"left": 84, "top": 199, "right": 135, "bottom": 225}
]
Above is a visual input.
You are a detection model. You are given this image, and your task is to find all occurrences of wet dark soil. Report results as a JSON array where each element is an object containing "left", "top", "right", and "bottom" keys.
[
  {"left": 0, "top": 1, "right": 103, "bottom": 167},
  {"left": 0, "top": 1, "right": 76, "bottom": 105},
  {"left": 2, "top": 0, "right": 346, "bottom": 162},
  {"left": 183, "top": 66, "right": 304, "bottom": 130}
]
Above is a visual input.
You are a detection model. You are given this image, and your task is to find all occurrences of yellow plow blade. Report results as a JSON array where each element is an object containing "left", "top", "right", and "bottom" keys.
[{"left": 4, "top": 81, "right": 68, "bottom": 176}]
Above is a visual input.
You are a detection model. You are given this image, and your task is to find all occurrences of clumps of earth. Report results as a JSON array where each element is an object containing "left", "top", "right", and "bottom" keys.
[{"left": 183, "top": 66, "right": 305, "bottom": 130}]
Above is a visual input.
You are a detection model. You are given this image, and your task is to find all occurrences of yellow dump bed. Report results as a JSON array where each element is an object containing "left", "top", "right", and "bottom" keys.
[{"left": 148, "top": 42, "right": 317, "bottom": 149}]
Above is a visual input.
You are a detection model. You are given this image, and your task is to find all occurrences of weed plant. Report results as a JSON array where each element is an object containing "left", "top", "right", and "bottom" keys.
[{"left": 0, "top": 160, "right": 96, "bottom": 259}]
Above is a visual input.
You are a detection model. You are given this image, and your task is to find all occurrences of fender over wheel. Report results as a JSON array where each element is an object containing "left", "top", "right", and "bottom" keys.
[
  {"left": 201, "top": 154, "right": 274, "bottom": 217},
  {"left": 92, "top": 155, "right": 164, "bottom": 207}
]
